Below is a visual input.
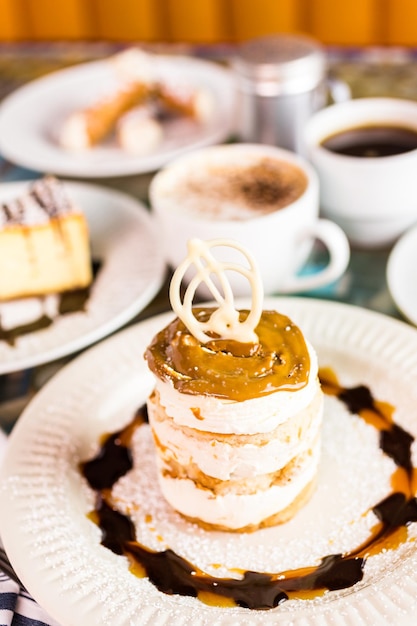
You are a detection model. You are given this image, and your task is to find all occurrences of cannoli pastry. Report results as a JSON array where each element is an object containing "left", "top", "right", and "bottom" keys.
[
  {"left": 156, "top": 82, "right": 214, "bottom": 122},
  {"left": 59, "top": 48, "right": 214, "bottom": 152},
  {"left": 116, "top": 106, "right": 163, "bottom": 156},
  {"left": 59, "top": 48, "right": 156, "bottom": 150}
]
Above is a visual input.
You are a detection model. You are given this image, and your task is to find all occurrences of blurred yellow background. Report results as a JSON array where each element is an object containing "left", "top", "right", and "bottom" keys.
[{"left": 1, "top": 0, "right": 417, "bottom": 46}]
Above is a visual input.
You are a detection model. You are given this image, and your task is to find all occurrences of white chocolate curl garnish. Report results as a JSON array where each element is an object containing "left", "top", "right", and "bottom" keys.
[{"left": 169, "top": 238, "right": 263, "bottom": 344}]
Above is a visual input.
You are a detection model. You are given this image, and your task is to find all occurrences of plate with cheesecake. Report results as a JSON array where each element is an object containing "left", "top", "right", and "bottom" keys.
[
  {"left": 0, "top": 48, "right": 236, "bottom": 178},
  {"left": 0, "top": 240, "right": 417, "bottom": 626},
  {"left": 0, "top": 176, "right": 165, "bottom": 374}
]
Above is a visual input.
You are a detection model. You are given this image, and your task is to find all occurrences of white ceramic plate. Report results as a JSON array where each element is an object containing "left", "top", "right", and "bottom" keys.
[
  {"left": 387, "top": 224, "right": 417, "bottom": 325},
  {"left": 0, "top": 55, "right": 236, "bottom": 178},
  {"left": 1, "top": 297, "right": 417, "bottom": 626},
  {"left": 0, "top": 180, "right": 165, "bottom": 374}
]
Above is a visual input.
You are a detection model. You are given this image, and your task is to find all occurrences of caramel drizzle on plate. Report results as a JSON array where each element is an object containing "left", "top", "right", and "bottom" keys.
[{"left": 81, "top": 370, "right": 417, "bottom": 610}]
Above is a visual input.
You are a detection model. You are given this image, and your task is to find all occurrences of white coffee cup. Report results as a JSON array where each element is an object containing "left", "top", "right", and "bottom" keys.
[
  {"left": 305, "top": 97, "right": 417, "bottom": 247},
  {"left": 149, "top": 143, "right": 349, "bottom": 297}
]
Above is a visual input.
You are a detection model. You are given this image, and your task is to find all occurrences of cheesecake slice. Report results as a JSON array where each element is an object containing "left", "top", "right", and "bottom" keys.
[{"left": 0, "top": 176, "right": 92, "bottom": 301}]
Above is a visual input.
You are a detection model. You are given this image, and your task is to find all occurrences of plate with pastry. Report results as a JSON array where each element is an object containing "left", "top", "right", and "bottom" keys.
[
  {"left": 0, "top": 48, "right": 236, "bottom": 178},
  {"left": 1, "top": 239, "right": 417, "bottom": 626},
  {"left": 0, "top": 176, "right": 165, "bottom": 374}
]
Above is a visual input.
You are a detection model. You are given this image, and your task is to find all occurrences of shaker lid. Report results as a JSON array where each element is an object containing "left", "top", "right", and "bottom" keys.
[{"left": 232, "top": 34, "right": 326, "bottom": 95}]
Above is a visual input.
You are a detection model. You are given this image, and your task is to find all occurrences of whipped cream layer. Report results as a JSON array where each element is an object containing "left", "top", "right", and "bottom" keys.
[
  {"left": 151, "top": 339, "right": 318, "bottom": 435},
  {"left": 157, "top": 443, "right": 320, "bottom": 530},
  {"left": 148, "top": 384, "right": 323, "bottom": 480},
  {"left": 0, "top": 295, "right": 59, "bottom": 331},
  {"left": 145, "top": 308, "right": 316, "bottom": 435}
]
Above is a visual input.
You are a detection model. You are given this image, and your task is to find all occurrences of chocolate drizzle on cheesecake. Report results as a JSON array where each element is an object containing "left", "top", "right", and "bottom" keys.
[
  {"left": 0, "top": 176, "right": 73, "bottom": 228},
  {"left": 0, "top": 260, "right": 100, "bottom": 346},
  {"left": 29, "top": 175, "right": 72, "bottom": 218},
  {"left": 1, "top": 203, "right": 13, "bottom": 223},
  {"left": 80, "top": 368, "right": 417, "bottom": 610},
  {"left": 1, "top": 199, "right": 26, "bottom": 225}
]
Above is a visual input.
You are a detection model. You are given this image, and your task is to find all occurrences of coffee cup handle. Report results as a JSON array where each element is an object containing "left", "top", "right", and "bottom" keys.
[
  {"left": 327, "top": 77, "right": 351, "bottom": 104},
  {"left": 280, "top": 219, "right": 350, "bottom": 293}
]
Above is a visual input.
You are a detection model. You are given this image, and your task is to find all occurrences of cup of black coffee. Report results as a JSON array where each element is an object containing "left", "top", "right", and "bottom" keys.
[{"left": 304, "top": 97, "right": 417, "bottom": 247}]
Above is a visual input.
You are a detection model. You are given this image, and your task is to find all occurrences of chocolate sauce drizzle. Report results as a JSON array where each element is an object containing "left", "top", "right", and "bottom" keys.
[
  {"left": 80, "top": 369, "right": 417, "bottom": 610},
  {"left": 0, "top": 261, "right": 100, "bottom": 346},
  {"left": 29, "top": 176, "right": 72, "bottom": 218},
  {"left": 1, "top": 176, "right": 69, "bottom": 227},
  {"left": 1, "top": 203, "right": 13, "bottom": 223}
]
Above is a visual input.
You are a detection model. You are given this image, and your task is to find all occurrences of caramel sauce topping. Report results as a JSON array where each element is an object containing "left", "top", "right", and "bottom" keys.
[{"left": 144, "top": 308, "right": 310, "bottom": 401}]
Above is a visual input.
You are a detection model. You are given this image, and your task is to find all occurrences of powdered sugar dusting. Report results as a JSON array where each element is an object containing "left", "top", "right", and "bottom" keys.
[
  {"left": 111, "top": 394, "right": 396, "bottom": 578},
  {"left": 2, "top": 298, "right": 417, "bottom": 626}
]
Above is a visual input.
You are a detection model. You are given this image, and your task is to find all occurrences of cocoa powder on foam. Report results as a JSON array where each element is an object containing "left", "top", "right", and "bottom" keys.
[{"left": 168, "top": 156, "right": 308, "bottom": 220}]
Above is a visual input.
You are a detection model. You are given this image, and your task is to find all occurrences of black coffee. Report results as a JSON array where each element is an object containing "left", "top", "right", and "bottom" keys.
[{"left": 321, "top": 125, "right": 417, "bottom": 157}]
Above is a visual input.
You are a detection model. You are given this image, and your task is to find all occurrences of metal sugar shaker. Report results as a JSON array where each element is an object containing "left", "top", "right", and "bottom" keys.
[{"left": 232, "top": 34, "right": 328, "bottom": 155}]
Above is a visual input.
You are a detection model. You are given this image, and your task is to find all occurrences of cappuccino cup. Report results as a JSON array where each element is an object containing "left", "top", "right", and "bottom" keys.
[
  {"left": 305, "top": 97, "right": 417, "bottom": 247},
  {"left": 149, "top": 144, "right": 350, "bottom": 296}
]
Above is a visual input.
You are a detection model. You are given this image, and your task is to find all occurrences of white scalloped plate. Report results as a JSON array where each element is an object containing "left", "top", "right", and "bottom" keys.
[
  {"left": 0, "top": 55, "right": 235, "bottom": 177},
  {"left": 0, "top": 180, "right": 165, "bottom": 374},
  {"left": 1, "top": 297, "right": 417, "bottom": 626}
]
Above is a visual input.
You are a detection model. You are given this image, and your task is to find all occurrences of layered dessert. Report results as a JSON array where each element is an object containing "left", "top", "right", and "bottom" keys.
[
  {"left": 145, "top": 238, "right": 323, "bottom": 531},
  {"left": 0, "top": 175, "right": 92, "bottom": 301}
]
